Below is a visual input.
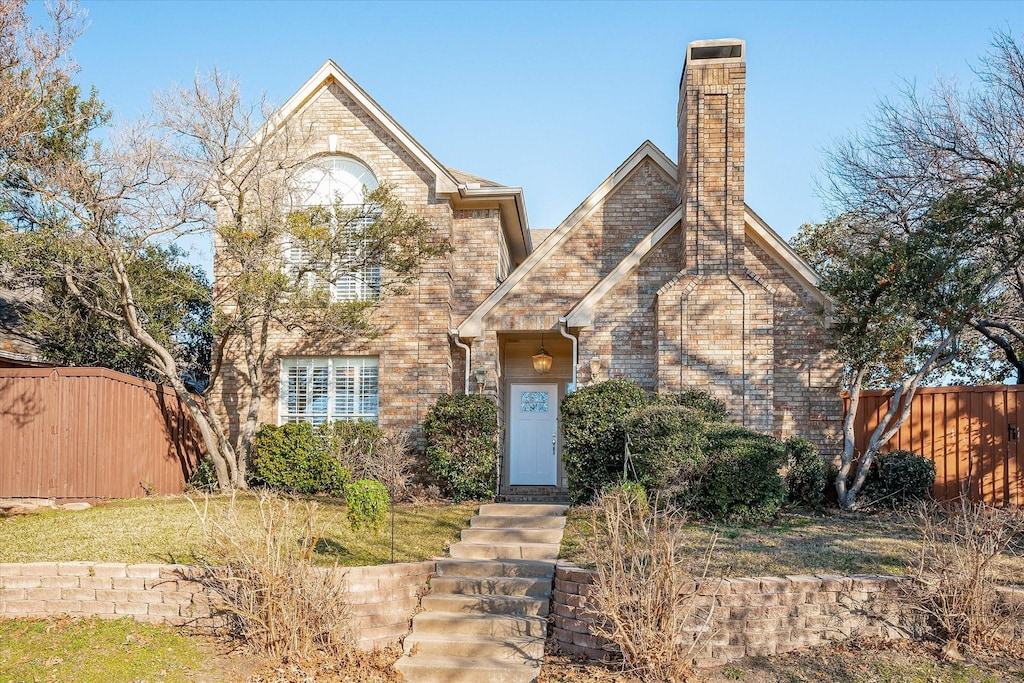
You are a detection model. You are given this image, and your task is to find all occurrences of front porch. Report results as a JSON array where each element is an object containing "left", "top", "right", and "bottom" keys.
[{"left": 494, "top": 332, "right": 574, "bottom": 501}]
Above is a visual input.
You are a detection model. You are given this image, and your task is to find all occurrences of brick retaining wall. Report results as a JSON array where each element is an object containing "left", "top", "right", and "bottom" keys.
[
  {"left": 552, "top": 563, "right": 911, "bottom": 667},
  {"left": 0, "top": 560, "right": 434, "bottom": 651},
  {"left": 552, "top": 563, "right": 1024, "bottom": 668}
]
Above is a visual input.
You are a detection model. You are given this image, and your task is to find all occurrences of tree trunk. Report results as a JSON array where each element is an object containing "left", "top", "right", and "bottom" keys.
[{"left": 102, "top": 236, "right": 241, "bottom": 490}]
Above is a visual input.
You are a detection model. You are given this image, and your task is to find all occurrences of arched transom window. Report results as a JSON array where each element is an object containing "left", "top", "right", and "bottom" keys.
[{"left": 293, "top": 155, "right": 379, "bottom": 207}]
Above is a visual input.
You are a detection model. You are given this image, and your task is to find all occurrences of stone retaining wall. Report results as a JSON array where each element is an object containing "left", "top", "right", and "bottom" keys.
[
  {"left": 551, "top": 563, "right": 910, "bottom": 668},
  {"left": 0, "top": 560, "right": 434, "bottom": 651},
  {"left": 552, "top": 563, "right": 1024, "bottom": 668}
]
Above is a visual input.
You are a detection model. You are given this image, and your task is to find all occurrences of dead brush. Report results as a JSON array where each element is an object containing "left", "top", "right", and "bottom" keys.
[
  {"left": 581, "top": 485, "right": 718, "bottom": 682},
  {"left": 188, "top": 491, "right": 353, "bottom": 660},
  {"left": 904, "top": 496, "right": 1024, "bottom": 654}
]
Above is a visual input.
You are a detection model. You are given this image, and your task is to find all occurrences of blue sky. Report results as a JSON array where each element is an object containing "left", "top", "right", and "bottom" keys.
[{"left": 44, "top": 1, "right": 1022, "bottom": 265}]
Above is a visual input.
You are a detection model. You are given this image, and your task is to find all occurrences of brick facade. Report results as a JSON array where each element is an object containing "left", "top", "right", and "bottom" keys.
[{"left": 211, "top": 40, "right": 844, "bottom": 494}]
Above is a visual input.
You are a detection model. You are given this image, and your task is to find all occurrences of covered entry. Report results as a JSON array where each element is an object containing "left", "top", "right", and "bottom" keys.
[{"left": 498, "top": 333, "right": 574, "bottom": 494}]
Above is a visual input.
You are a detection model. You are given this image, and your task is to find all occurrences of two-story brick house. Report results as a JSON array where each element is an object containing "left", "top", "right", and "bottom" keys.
[{"left": 210, "top": 38, "right": 843, "bottom": 498}]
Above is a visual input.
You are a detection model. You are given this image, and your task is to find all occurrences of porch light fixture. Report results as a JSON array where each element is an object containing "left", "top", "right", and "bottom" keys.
[
  {"left": 532, "top": 334, "right": 553, "bottom": 375},
  {"left": 474, "top": 366, "right": 487, "bottom": 392}
]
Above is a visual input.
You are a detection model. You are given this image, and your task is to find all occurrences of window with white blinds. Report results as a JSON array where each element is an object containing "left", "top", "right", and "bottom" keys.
[
  {"left": 279, "top": 357, "right": 379, "bottom": 424},
  {"left": 284, "top": 218, "right": 381, "bottom": 301}
]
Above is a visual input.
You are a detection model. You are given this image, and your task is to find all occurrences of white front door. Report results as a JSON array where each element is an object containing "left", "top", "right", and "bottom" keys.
[{"left": 509, "top": 383, "right": 558, "bottom": 485}]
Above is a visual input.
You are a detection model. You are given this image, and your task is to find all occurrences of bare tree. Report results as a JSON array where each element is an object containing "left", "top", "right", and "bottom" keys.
[
  {"left": 0, "top": 0, "right": 89, "bottom": 175},
  {"left": 156, "top": 72, "right": 450, "bottom": 488},
  {"left": 804, "top": 30, "right": 1024, "bottom": 509},
  {"left": 4, "top": 32, "right": 448, "bottom": 491}
]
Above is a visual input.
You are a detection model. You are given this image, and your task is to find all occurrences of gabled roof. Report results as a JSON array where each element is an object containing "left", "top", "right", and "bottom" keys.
[
  {"left": 267, "top": 60, "right": 460, "bottom": 194},
  {"left": 565, "top": 205, "right": 683, "bottom": 328},
  {"left": 743, "top": 205, "right": 826, "bottom": 304},
  {"left": 564, "top": 205, "right": 828, "bottom": 328},
  {"left": 457, "top": 141, "right": 829, "bottom": 337},
  {"left": 457, "top": 141, "right": 675, "bottom": 338},
  {"left": 237, "top": 61, "right": 533, "bottom": 265}
]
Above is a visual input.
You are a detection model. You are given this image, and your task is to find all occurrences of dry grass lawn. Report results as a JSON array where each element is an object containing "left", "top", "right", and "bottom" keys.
[
  {"left": 560, "top": 508, "right": 1024, "bottom": 582},
  {"left": 0, "top": 494, "right": 477, "bottom": 566}
]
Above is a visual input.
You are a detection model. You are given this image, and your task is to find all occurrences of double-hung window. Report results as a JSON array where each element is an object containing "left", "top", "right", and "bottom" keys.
[{"left": 279, "top": 357, "right": 379, "bottom": 424}]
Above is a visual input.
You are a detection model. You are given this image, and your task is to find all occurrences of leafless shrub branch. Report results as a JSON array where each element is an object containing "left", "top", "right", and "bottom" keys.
[
  {"left": 188, "top": 491, "right": 353, "bottom": 660},
  {"left": 903, "top": 496, "right": 1024, "bottom": 654},
  {"left": 581, "top": 488, "right": 718, "bottom": 681}
]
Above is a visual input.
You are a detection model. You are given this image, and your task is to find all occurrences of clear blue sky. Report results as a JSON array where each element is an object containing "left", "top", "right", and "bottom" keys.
[{"left": 42, "top": 1, "right": 1022, "bottom": 265}]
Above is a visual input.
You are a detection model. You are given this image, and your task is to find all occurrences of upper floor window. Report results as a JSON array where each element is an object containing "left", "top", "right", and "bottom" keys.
[
  {"left": 288, "top": 155, "right": 381, "bottom": 301},
  {"left": 293, "top": 155, "right": 379, "bottom": 208}
]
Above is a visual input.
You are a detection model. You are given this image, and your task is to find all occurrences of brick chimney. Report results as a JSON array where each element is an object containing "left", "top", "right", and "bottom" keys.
[{"left": 677, "top": 39, "right": 746, "bottom": 274}]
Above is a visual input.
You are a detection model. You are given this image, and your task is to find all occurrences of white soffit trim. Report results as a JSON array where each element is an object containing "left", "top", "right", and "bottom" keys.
[
  {"left": 456, "top": 140, "right": 676, "bottom": 338},
  {"left": 566, "top": 205, "right": 683, "bottom": 329},
  {"left": 743, "top": 206, "right": 827, "bottom": 304},
  {"left": 262, "top": 60, "right": 459, "bottom": 194}
]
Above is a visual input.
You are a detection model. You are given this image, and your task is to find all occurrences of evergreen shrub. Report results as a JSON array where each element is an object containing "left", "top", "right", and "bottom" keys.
[
  {"left": 560, "top": 380, "right": 648, "bottom": 504},
  {"left": 784, "top": 437, "right": 827, "bottom": 511},
  {"left": 862, "top": 449, "right": 936, "bottom": 507},
  {"left": 343, "top": 479, "right": 389, "bottom": 532},
  {"left": 423, "top": 394, "right": 498, "bottom": 501},
  {"left": 624, "top": 404, "right": 710, "bottom": 504},
  {"left": 696, "top": 424, "right": 786, "bottom": 523},
  {"left": 248, "top": 422, "right": 352, "bottom": 495},
  {"left": 655, "top": 388, "right": 728, "bottom": 422}
]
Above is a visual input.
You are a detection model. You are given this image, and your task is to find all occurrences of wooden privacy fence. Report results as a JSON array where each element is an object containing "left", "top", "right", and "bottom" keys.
[
  {"left": 0, "top": 367, "right": 207, "bottom": 499},
  {"left": 849, "top": 385, "right": 1023, "bottom": 506}
]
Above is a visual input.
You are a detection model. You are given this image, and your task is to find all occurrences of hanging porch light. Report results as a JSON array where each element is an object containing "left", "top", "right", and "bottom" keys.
[{"left": 532, "top": 333, "right": 553, "bottom": 375}]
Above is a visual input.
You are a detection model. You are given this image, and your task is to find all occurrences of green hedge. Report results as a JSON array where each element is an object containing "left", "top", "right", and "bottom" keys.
[
  {"left": 654, "top": 388, "right": 729, "bottom": 422},
  {"left": 862, "top": 450, "right": 936, "bottom": 507},
  {"left": 423, "top": 394, "right": 498, "bottom": 502},
  {"left": 624, "top": 404, "right": 710, "bottom": 504},
  {"left": 696, "top": 424, "right": 787, "bottom": 524},
  {"left": 784, "top": 437, "right": 827, "bottom": 512},
  {"left": 560, "top": 380, "right": 648, "bottom": 504},
  {"left": 248, "top": 422, "right": 352, "bottom": 496}
]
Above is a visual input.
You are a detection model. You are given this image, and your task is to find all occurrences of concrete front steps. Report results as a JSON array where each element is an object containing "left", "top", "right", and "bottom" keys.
[{"left": 394, "top": 503, "right": 568, "bottom": 683}]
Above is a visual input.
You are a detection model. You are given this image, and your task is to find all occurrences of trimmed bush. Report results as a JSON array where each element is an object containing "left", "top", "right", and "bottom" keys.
[
  {"left": 654, "top": 388, "right": 728, "bottom": 422},
  {"left": 696, "top": 424, "right": 786, "bottom": 523},
  {"left": 561, "top": 380, "right": 648, "bottom": 504},
  {"left": 423, "top": 394, "right": 498, "bottom": 502},
  {"left": 343, "top": 479, "right": 389, "bottom": 532},
  {"left": 862, "top": 449, "right": 936, "bottom": 507},
  {"left": 784, "top": 437, "right": 827, "bottom": 512},
  {"left": 624, "top": 404, "right": 709, "bottom": 504},
  {"left": 248, "top": 422, "right": 352, "bottom": 495}
]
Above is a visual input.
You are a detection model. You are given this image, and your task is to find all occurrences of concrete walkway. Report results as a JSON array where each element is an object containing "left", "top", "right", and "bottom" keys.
[{"left": 394, "top": 502, "right": 568, "bottom": 683}]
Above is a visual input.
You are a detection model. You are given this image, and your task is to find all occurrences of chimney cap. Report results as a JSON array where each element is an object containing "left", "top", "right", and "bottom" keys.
[{"left": 686, "top": 38, "right": 745, "bottom": 64}]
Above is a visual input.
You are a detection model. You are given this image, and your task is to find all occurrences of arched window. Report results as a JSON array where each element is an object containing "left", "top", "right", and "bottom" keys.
[
  {"left": 293, "top": 155, "right": 379, "bottom": 207},
  {"left": 286, "top": 155, "right": 381, "bottom": 301}
]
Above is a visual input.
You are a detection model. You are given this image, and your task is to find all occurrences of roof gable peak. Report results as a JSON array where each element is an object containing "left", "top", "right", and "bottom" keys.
[
  {"left": 457, "top": 141, "right": 677, "bottom": 338},
  {"left": 270, "top": 60, "right": 459, "bottom": 194}
]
